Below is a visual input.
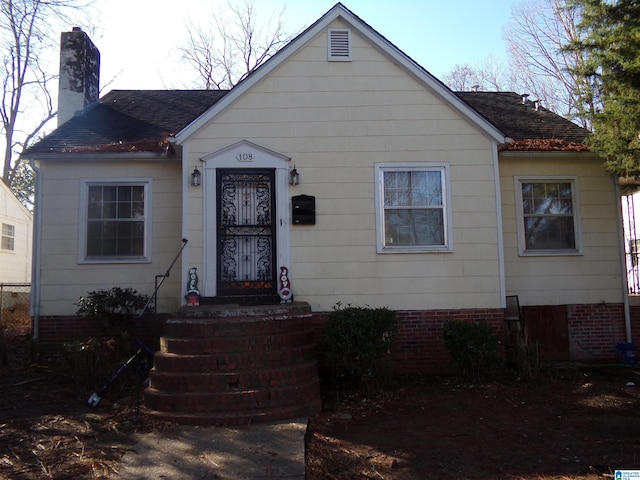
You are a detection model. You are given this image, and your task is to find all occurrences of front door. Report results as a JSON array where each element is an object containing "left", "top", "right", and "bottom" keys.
[{"left": 216, "top": 169, "right": 277, "bottom": 299}]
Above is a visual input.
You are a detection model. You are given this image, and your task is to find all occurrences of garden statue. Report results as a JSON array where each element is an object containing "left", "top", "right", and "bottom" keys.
[
  {"left": 186, "top": 267, "right": 200, "bottom": 306},
  {"left": 278, "top": 265, "right": 292, "bottom": 303}
]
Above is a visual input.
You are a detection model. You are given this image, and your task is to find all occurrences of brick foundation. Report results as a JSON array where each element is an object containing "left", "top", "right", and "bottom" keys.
[
  {"left": 312, "top": 308, "right": 505, "bottom": 375},
  {"left": 568, "top": 304, "right": 627, "bottom": 361},
  {"left": 36, "top": 302, "right": 634, "bottom": 372},
  {"left": 313, "top": 303, "right": 630, "bottom": 373},
  {"left": 35, "top": 314, "right": 169, "bottom": 364}
]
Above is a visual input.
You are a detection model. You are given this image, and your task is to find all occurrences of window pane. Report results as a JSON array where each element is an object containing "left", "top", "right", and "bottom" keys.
[
  {"left": 118, "top": 202, "right": 133, "bottom": 219},
  {"left": 522, "top": 182, "right": 572, "bottom": 214},
  {"left": 132, "top": 186, "right": 145, "bottom": 202},
  {"left": 411, "top": 171, "right": 442, "bottom": 206},
  {"left": 2, "top": 223, "right": 14, "bottom": 236},
  {"left": 132, "top": 201, "right": 145, "bottom": 219},
  {"left": 524, "top": 216, "right": 575, "bottom": 250},
  {"left": 1, "top": 223, "right": 15, "bottom": 250},
  {"left": 521, "top": 181, "right": 576, "bottom": 251},
  {"left": 385, "top": 209, "right": 444, "bottom": 246},
  {"left": 384, "top": 171, "right": 442, "bottom": 207},
  {"left": 384, "top": 172, "right": 408, "bottom": 206},
  {"left": 102, "top": 186, "right": 116, "bottom": 202},
  {"left": 117, "top": 186, "right": 132, "bottom": 202},
  {"left": 1, "top": 237, "right": 13, "bottom": 250},
  {"left": 85, "top": 184, "right": 146, "bottom": 258}
]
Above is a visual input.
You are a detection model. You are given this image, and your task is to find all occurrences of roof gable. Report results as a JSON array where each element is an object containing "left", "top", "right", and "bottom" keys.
[
  {"left": 23, "top": 4, "right": 594, "bottom": 157},
  {"left": 0, "top": 180, "right": 32, "bottom": 220},
  {"left": 174, "top": 2, "right": 508, "bottom": 145}
]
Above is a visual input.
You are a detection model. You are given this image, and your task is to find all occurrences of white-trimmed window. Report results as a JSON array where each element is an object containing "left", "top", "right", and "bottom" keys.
[
  {"left": 79, "top": 179, "right": 152, "bottom": 262},
  {"left": 1, "top": 223, "right": 15, "bottom": 251},
  {"left": 375, "top": 163, "right": 452, "bottom": 253},
  {"left": 515, "top": 177, "right": 581, "bottom": 255}
]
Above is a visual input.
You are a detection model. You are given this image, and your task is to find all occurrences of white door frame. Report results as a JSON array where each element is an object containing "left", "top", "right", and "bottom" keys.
[{"left": 201, "top": 140, "right": 292, "bottom": 298}]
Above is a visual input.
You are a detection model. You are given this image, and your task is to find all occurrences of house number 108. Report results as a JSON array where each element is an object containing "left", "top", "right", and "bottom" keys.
[{"left": 236, "top": 152, "right": 253, "bottom": 162}]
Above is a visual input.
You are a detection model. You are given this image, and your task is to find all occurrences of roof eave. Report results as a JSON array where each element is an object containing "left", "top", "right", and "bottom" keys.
[
  {"left": 499, "top": 149, "right": 599, "bottom": 159},
  {"left": 25, "top": 151, "right": 179, "bottom": 162}
]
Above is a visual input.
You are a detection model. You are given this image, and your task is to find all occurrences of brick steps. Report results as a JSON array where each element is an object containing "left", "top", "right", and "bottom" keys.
[
  {"left": 145, "top": 402, "right": 321, "bottom": 427},
  {"left": 143, "top": 303, "right": 321, "bottom": 426},
  {"left": 152, "top": 344, "right": 317, "bottom": 371},
  {"left": 159, "top": 329, "right": 315, "bottom": 355},
  {"left": 149, "top": 361, "right": 319, "bottom": 391},
  {"left": 145, "top": 377, "right": 320, "bottom": 413}
]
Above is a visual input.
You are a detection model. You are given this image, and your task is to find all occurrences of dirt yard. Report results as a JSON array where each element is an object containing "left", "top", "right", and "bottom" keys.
[
  {"left": 1, "top": 337, "right": 640, "bottom": 479},
  {"left": 306, "top": 368, "right": 640, "bottom": 479}
]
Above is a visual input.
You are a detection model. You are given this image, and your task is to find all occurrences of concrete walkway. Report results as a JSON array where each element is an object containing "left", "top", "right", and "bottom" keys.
[{"left": 116, "top": 418, "right": 308, "bottom": 479}]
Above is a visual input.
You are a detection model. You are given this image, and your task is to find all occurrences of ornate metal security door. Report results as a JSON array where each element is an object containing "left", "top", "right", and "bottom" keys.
[{"left": 217, "top": 169, "right": 277, "bottom": 297}]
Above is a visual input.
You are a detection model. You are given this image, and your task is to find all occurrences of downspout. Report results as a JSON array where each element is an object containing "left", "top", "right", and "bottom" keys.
[
  {"left": 615, "top": 181, "right": 632, "bottom": 343},
  {"left": 492, "top": 141, "right": 506, "bottom": 307},
  {"left": 29, "top": 158, "right": 42, "bottom": 340},
  {"left": 179, "top": 142, "right": 190, "bottom": 306}
]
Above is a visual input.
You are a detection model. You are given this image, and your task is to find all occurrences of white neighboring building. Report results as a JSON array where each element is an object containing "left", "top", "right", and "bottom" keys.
[
  {"left": 0, "top": 180, "right": 32, "bottom": 283},
  {"left": 622, "top": 192, "right": 640, "bottom": 294}
]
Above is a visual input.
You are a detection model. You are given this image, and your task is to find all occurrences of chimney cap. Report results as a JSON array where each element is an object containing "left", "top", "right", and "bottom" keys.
[{"left": 72, "top": 26, "right": 82, "bottom": 31}]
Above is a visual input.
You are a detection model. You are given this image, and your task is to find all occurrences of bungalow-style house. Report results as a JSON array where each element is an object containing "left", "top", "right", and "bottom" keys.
[
  {"left": 23, "top": 3, "right": 635, "bottom": 422},
  {"left": 0, "top": 180, "right": 32, "bottom": 284}
]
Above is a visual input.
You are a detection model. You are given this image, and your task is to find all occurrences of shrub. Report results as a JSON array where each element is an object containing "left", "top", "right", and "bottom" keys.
[
  {"left": 75, "top": 287, "right": 152, "bottom": 323},
  {"left": 443, "top": 320, "right": 505, "bottom": 382},
  {"left": 322, "top": 304, "right": 397, "bottom": 396},
  {"left": 63, "top": 337, "right": 119, "bottom": 388}
]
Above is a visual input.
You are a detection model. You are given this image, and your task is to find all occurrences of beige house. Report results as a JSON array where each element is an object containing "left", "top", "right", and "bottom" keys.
[
  {"left": 0, "top": 180, "right": 32, "bottom": 284},
  {"left": 24, "top": 4, "right": 630, "bottom": 367}
]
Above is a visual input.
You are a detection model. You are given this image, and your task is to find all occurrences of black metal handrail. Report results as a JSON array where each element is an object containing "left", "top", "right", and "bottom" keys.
[{"left": 136, "top": 239, "right": 188, "bottom": 318}]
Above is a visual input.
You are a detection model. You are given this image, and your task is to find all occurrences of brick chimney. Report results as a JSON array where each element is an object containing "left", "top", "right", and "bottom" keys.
[{"left": 58, "top": 27, "right": 100, "bottom": 126}]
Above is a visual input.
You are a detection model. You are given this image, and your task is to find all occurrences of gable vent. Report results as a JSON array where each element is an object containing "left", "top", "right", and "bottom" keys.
[{"left": 328, "top": 28, "right": 351, "bottom": 61}]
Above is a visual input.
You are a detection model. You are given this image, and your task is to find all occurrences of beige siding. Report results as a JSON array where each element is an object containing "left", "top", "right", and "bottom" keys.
[
  {"left": 37, "top": 160, "right": 183, "bottom": 316},
  {"left": 184, "top": 20, "right": 503, "bottom": 311},
  {"left": 500, "top": 153, "right": 623, "bottom": 306},
  {"left": 0, "top": 182, "right": 32, "bottom": 283}
]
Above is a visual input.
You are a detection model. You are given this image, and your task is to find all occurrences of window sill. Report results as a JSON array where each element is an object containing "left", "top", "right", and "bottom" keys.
[
  {"left": 519, "top": 249, "right": 583, "bottom": 257},
  {"left": 79, "top": 257, "right": 151, "bottom": 264},
  {"left": 377, "top": 246, "right": 452, "bottom": 254}
]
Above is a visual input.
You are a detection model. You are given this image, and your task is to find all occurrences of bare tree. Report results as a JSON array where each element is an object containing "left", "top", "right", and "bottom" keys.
[
  {"left": 179, "top": 0, "right": 292, "bottom": 90},
  {"left": 505, "top": 0, "right": 598, "bottom": 129},
  {"left": 0, "top": 0, "right": 93, "bottom": 205},
  {"left": 442, "top": 56, "right": 511, "bottom": 91}
]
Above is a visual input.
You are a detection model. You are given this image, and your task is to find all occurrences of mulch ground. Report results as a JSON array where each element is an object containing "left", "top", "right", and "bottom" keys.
[
  {"left": 1, "top": 335, "right": 640, "bottom": 479},
  {"left": 306, "top": 368, "right": 640, "bottom": 480}
]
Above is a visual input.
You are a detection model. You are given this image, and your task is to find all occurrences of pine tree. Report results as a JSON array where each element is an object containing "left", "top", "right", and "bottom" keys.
[{"left": 571, "top": 0, "right": 640, "bottom": 177}]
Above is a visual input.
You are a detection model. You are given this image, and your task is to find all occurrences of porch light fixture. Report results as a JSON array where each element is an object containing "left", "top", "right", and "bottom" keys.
[
  {"left": 289, "top": 165, "right": 299, "bottom": 185},
  {"left": 191, "top": 166, "right": 201, "bottom": 187}
]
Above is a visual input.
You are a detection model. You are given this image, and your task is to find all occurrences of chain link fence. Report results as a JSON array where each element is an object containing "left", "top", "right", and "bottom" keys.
[{"left": 0, "top": 283, "right": 31, "bottom": 340}]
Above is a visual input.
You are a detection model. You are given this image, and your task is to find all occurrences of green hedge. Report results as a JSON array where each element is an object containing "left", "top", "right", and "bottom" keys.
[{"left": 322, "top": 304, "right": 397, "bottom": 395}]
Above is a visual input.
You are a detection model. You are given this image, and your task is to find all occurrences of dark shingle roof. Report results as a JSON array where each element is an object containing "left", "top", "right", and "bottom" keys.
[
  {"left": 26, "top": 90, "right": 228, "bottom": 155},
  {"left": 456, "top": 91, "right": 590, "bottom": 150},
  {"left": 27, "top": 89, "right": 592, "bottom": 156}
]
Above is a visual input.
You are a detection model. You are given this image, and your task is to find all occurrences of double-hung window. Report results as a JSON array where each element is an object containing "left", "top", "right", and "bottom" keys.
[
  {"left": 1, "top": 223, "right": 15, "bottom": 251},
  {"left": 80, "top": 180, "right": 152, "bottom": 262},
  {"left": 375, "top": 163, "right": 452, "bottom": 253},
  {"left": 515, "top": 177, "right": 581, "bottom": 255}
]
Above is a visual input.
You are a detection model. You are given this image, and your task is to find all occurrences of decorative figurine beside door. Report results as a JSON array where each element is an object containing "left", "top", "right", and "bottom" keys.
[
  {"left": 186, "top": 267, "right": 200, "bottom": 306},
  {"left": 278, "top": 265, "right": 292, "bottom": 303}
]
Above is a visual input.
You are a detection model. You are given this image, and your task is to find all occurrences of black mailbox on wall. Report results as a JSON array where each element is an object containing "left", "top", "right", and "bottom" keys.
[{"left": 292, "top": 194, "right": 316, "bottom": 225}]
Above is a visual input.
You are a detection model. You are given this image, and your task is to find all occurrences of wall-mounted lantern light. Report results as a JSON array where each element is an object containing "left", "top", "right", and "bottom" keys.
[
  {"left": 289, "top": 165, "right": 299, "bottom": 186},
  {"left": 191, "top": 166, "right": 201, "bottom": 187}
]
